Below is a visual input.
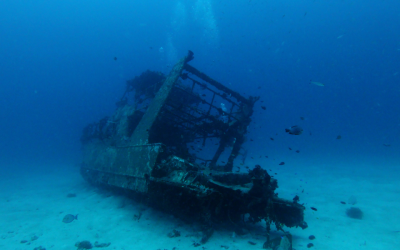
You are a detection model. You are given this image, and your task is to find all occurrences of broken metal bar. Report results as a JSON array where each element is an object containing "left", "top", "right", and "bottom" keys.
[
  {"left": 191, "top": 156, "right": 212, "bottom": 164},
  {"left": 130, "top": 56, "right": 187, "bottom": 144},
  {"left": 173, "top": 85, "right": 240, "bottom": 122},
  {"left": 163, "top": 105, "right": 213, "bottom": 134},
  {"left": 184, "top": 75, "right": 238, "bottom": 107},
  {"left": 161, "top": 108, "right": 214, "bottom": 138},
  {"left": 228, "top": 101, "right": 235, "bottom": 124},
  {"left": 162, "top": 108, "right": 201, "bottom": 129},
  {"left": 193, "top": 136, "right": 220, "bottom": 139},
  {"left": 164, "top": 102, "right": 201, "bottom": 121},
  {"left": 206, "top": 92, "right": 216, "bottom": 117},
  {"left": 184, "top": 64, "right": 251, "bottom": 105}
]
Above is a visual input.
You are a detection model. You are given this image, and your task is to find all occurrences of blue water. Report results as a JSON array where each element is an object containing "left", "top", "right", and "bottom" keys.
[
  {"left": 0, "top": 1, "right": 399, "bottom": 247},
  {"left": 1, "top": 0, "right": 399, "bottom": 167}
]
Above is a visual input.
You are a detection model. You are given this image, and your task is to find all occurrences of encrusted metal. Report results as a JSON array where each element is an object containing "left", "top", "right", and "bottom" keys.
[{"left": 80, "top": 51, "right": 307, "bottom": 247}]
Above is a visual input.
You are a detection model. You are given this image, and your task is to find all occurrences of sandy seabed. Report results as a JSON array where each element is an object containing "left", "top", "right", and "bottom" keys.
[{"left": 0, "top": 162, "right": 399, "bottom": 250}]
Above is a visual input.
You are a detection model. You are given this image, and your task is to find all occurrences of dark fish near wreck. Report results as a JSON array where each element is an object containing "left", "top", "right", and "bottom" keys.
[
  {"left": 62, "top": 214, "right": 78, "bottom": 223},
  {"left": 285, "top": 125, "right": 303, "bottom": 135}
]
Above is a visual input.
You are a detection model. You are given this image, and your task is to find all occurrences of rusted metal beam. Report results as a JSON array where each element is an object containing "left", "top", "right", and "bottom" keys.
[{"left": 130, "top": 56, "right": 188, "bottom": 145}]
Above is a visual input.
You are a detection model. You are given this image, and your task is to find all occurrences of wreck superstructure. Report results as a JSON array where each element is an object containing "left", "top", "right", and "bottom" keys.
[{"left": 80, "top": 51, "right": 307, "bottom": 247}]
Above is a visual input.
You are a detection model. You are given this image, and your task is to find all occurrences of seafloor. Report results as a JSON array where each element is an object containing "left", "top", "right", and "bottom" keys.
[{"left": 0, "top": 161, "right": 398, "bottom": 250}]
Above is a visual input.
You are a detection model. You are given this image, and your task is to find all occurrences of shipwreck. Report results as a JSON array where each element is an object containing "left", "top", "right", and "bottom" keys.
[{"left": 80, "top": 51, "right": 307, "bottom": 248}]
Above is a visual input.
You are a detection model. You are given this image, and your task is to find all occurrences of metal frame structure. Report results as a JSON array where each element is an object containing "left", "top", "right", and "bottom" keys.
[{"left": 80, "top": 51, "right": 307, "bottom": 247}]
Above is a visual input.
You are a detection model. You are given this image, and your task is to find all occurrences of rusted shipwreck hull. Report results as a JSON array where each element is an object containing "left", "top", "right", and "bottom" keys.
[{"left": 80, "top": 51, "right": 307, "bottom": 247}]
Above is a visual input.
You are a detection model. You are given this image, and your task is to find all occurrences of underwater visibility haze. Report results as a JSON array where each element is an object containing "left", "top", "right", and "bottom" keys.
[{"left": 0, "top": 0, "right": 399, "bottom": 249}]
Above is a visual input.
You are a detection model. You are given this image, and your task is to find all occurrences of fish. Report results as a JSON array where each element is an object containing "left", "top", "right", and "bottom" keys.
[
  {"left": 340, "top": 201, "right": 346, "bottom": 205},
  {"left": 310, "top": 81, "right": 325, "bottom": 87},
  {"left": 279, "top": 162, "right": 285, "bottom": 165},
  {"left": 62, "top": 214, "right": 78, "bottom": 223},
  {"left": 310, "top": 207, "right": 317, "bottom": 211},
  {"left": 300, "top": 116, "right": 305, "bottom": 120},
  {"left": 336, "top": 135, "right": 342, "bottom": 140},
  {"left": 296, "top": 150, "right": 300, "bottom": 153},
  {"left": 285, "top": 125, "right": 303, "bottom": 135}
]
